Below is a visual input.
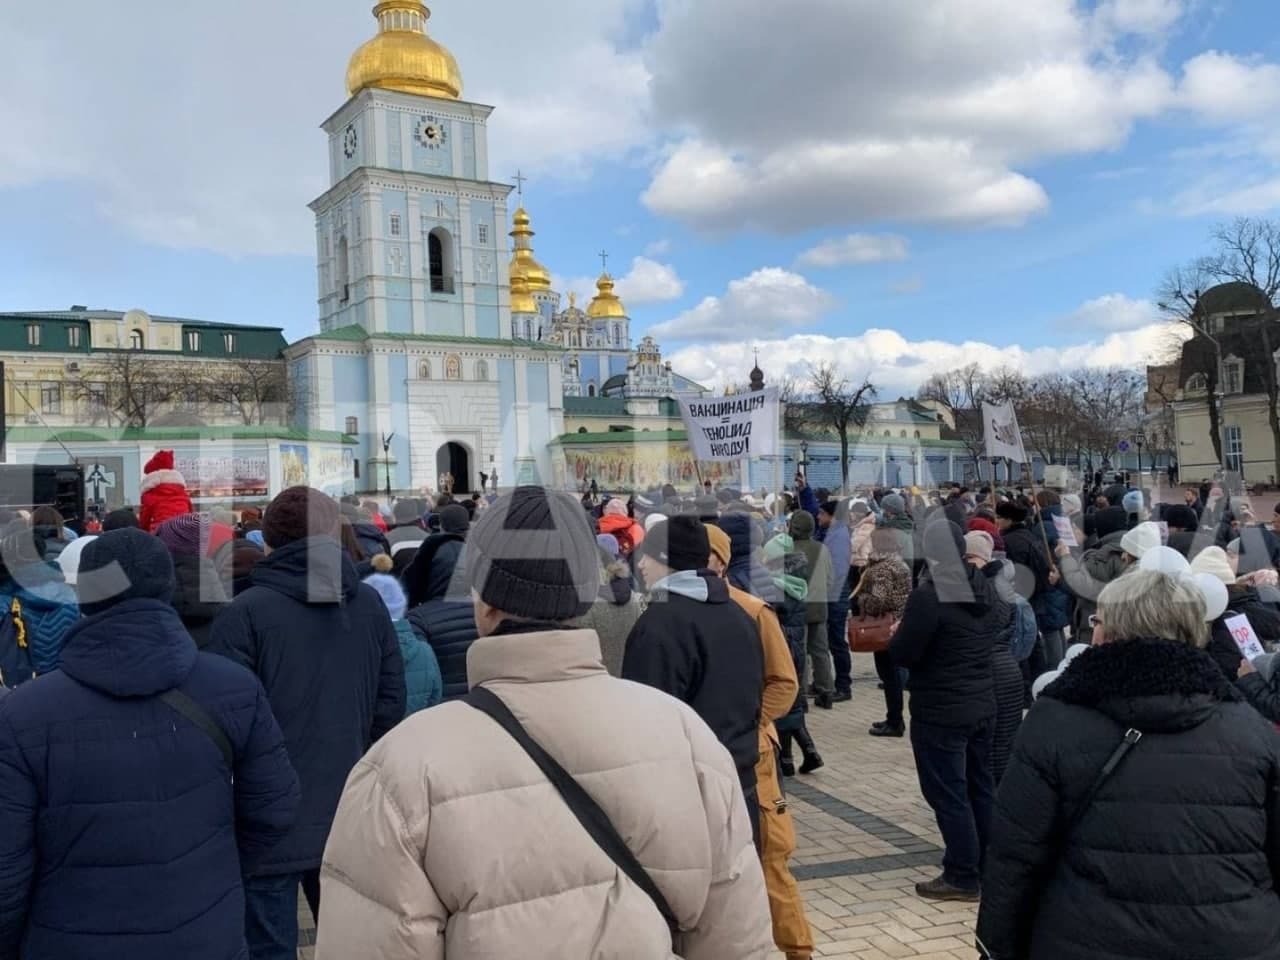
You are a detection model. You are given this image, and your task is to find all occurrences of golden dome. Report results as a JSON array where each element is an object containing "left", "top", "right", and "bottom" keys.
[
  {"left": 508, "top": 206, "right": 552, "bottom": 291},
  {"left": 346, "top": 2, "right": 462, "bottom": 100},
  {"left": 587, "top": 273, "right": 628, "bottom": 319},
  {"left": 510, "top": 273, "right": 538, "bottom": 315}
]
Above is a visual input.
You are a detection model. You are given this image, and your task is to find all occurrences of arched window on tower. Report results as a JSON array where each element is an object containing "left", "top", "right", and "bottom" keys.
[
  {"left": 428, "top": 228, "right": 454, "bottom": 294},
  {"left": 588, "top": 382, "right": 597, "bottom": 397},
  {"left": 419, "top": 360, "right": 432, "bottom": 379},
  {"left": 129, "top": 328, "right": 144, "bottom": 351},
  {"left": 445, "top": 354, "right": 462, "bottom": 380},
  {"left": 613, "top": 323, "right": 622, "bottom": 346},
  {"left": 337, "top": 236, "right": 350, "bottom": 302},
  {"left": 475, "top": 360, "right": 489, "bottom": 381}
]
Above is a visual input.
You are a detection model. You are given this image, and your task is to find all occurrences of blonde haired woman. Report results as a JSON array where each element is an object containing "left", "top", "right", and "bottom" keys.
[{"left": 977, "top": 570, "right": 1280, "bottom": 960}]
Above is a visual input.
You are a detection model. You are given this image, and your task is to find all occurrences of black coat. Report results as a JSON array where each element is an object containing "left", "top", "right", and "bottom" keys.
[
  {"left": 0, "top": 599, "right": 299, "bottom": 960},
  {"left": 978, "top": 640, "right": 1280, "bottom": 960},
  {"left": 406, "top": 600, "right": 478, "bottom": 702},
  {"left": 169, "top": 552, "right": 227, "bottom": 649},
  {"left": 622, "top": 571, "right": 764, "bottom": 791},
  {"left": 1001, "top": 522, "right": 1051, "bottom": 599},
  {"left": 889, "top": 563, "right": 1002, "bottom": 727},
  {"left": 209, "top": 536, "right": 405, "bottom": 875},
  {"left": 402, "top": 533, "right": 465, "bottom": 610}
]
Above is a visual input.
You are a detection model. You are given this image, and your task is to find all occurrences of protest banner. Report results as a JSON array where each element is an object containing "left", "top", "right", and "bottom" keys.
[
  {"left": 1225, "top": 613, "right": 1267, "bottom": 660},
  {"left": 677, "top": 388, "right": 780, "bottom": 462},
  {"left": 982, "top": 400, "right": 1028, "bottom": 464},
  {"left": 1053, "top": 515, "right": 1078, "bottom": 548}
]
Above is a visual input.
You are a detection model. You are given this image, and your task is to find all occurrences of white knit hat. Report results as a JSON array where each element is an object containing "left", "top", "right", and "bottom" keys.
[
  {"left": 1190, "top": 546, "right": 1236, "bottom": 586},
  {"left": 1120, "top": 521, "right": 1162, "bottom": 559}
]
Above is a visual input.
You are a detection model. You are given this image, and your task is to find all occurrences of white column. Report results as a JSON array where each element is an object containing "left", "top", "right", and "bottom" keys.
[
  {"left": 459, "top": 197, "right": 476, "bottom": 337},
  {"left": 474, "top": 117, "right": 489, "bottom": 180},
  {"left": 400, "top": 111, "right": 412, "bottom": 170},
  {"left": 373, "top": 107, "right": 388, "bottom": 168},
  {"left": 451, "top": 118, "right": 466, "bottom": 177}
]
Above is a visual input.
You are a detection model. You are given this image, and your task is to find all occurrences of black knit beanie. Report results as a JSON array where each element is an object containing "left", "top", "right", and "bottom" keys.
[
  {"left": 642, "top": 516, "right": 711, "bottom": 572},
  {"left": 465, "top": 487, "right": 599, "bottom": 621},
  {"left": 75, "top": 528, "right": 176, "bottom": 616}
]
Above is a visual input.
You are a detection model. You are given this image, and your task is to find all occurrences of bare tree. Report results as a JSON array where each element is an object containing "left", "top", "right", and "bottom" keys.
[
  {"left": 1019, "top": 373, "right": 1085, "bottom": 467},
  {"left": 917, "top": 363, "right": 1023, "bottom": 477},
  {"left": 200, "top": 358, "right": 290, "bottom": 425},
  {"left": 1157, "top": 217, "right": 1280, "bottom": 470},
  {"left": 1071, "top": 368, "right": 1146, "bottom": 468},
  {"left": 807, "top": 362, "right": 877, "bottom": 488},
  {"left": 66, "top": 353, "right": 195, "bottom": 428}
]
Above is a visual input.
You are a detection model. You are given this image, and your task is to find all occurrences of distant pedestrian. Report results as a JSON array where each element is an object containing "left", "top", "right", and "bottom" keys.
[
  {"left": 788, "top": 509, "right": 833, "bottom": 709},
  {"left": 859, "top": 527, "right": 912, "bottom": 738}
]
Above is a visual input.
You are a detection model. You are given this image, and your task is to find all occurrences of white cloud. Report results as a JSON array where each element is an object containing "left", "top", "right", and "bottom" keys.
[
  {"left": 0, "top": 0, "right": 648, "bottom": 256},
  {"left": 640, "top": 0, "right": 1280, "bottom": 233},
  {"left": 798, "top": 234, "right": 910, "bottom": 268},
  {"left": 1178, "top": 51, "right": 1280, "bottom": 122},
  {"left": 643, "top": 139, "right": 1049, "bottom": 231},
  {"left": 889, "top": 275, "right": 925, "bottom": 296},
  {"left": 667, "top": 316, "right": 1192, "bottom": 398},
  {"left": 1059, "top": 293, "right": 1160, "bottom": 332},
  {"left": 650, "top": 268, "right": 834, "bottom": 343},
  {"left": 614, "top": 257, "right": 684, "bottom": 304},
  {"left": 643, "top": 239, "right": 672, "bottom": 257},
  {"left": 1094, "top": 0, "right": 1186, "bottom": 37}
]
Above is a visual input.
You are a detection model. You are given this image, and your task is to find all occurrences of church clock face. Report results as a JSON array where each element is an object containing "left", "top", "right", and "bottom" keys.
[
  {"left": 416, "top": 115, "right": 448, "bottom": 150},
  {"left": 343, "top": 124, "right": 358, "bottom": 159}
]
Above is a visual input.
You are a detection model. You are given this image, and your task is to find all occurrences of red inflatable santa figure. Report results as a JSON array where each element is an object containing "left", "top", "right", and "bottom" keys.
[{"left": 139, "top": 450, "right": 193, "bottom": 533}]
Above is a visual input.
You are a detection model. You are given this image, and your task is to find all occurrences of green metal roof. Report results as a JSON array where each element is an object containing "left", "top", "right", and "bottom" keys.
[
  {"left": 4, "top": 426, "right": 356, "bottom": 445},
  {"left": 554, "top": 430, "right": 689, "bottom": 445},
  {"left": 0, "top": 311, "right": 286, "bottom": 359},
  {"left": 303, "top": 324, "right": 563, "bottom": 352},
  {"left": 563, "top": 396, "right": 683, "bottom": 417}
]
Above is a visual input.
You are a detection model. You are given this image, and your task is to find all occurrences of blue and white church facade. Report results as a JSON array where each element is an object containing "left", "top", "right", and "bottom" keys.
[{"left": 287, "top": 0, "right": 702, "bottom": 493}]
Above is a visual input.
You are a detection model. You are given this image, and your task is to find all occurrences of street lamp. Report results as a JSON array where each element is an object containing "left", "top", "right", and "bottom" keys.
[
  {"left": 381, "top": 432, "right": 394, "bottom": 501},
  {"left": 1132, "top": 431, "right": 1146, "bottom": 478},
  {"left": 799, "top": 440, "right": 809, "bottom": 479}
]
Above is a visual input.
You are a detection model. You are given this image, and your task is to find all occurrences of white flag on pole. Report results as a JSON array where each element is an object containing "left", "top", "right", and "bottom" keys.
[{"left": 982, "top": 400, "right": 1028, "bottom": 464}]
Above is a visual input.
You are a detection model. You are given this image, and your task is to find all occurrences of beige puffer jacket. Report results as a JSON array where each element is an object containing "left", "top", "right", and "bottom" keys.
[{"left": 316, "top": 627, "right": 772, "bottom": 960}]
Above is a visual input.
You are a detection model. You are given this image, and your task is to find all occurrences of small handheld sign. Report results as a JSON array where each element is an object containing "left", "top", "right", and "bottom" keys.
[
  {"left": 1225, "top": 613, "right": 1267, "bottom": 661},
  {"left": 1052, "top": 515, "right": 1078, "bottom": 548}
]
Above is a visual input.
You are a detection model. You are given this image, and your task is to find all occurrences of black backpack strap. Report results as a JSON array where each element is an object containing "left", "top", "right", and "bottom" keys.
[
  {"left": 465, "top": 685, "right": 679, "bottom": 944},
  {"left": 159, "top": 689, "right": 234, "bottom": 778},
  {"left": 1063, "top": 727, "right": 1142, "bottom": 837}
]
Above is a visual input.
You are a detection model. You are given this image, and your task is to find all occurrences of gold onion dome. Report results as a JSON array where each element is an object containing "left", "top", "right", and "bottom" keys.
[
  {"left": 508, "top": 207, "right": 552, "bottom": 291},
  {"left": 588, "top": 273, "right": 628, "bottom": 319},
  {"left": 510, "top": 274, "right": 538, "bottom": 315},
  {"left": 347, "top": 1, "right": 462, "bottom": 100}
]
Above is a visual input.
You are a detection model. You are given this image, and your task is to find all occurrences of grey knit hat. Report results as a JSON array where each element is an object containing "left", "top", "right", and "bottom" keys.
[{"left": 465, "top": 487, "right": 599, "bottom": 621}]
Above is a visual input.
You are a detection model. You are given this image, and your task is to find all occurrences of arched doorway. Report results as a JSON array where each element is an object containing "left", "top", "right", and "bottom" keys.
[{"left": 436, "top": 442, "right": 470, "bottom": 494}]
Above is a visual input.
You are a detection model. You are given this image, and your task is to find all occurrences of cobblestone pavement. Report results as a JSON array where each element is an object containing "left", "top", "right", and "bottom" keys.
[{"left": 298, "top": 661, "right": 975, "bottom": 959}]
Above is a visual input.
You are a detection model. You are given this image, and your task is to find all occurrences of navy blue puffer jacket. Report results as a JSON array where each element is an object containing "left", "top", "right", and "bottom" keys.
[
  {"left": 209, "top": 536, "right": 405, "bottom": 875},
  {"left": 407, "top": 600, "right": 478, "bottom": 701},
  {"left": 0, "top": 598, "right": 299, "bottom": 960}
]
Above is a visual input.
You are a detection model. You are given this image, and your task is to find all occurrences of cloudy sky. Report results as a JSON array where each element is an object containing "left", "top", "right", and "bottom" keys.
[{"left": 2, "top": 0, "right": 1277, "bottom": 396}]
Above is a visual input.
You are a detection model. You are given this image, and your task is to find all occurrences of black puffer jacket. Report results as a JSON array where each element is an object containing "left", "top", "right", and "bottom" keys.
[
  {"left": 402, "top": 533, "right": 465, "bottom": 610},
  {"left": 888, "top": 562, "right": 1003, "bottom": 727},
  {"left": 406, "top": 601, "right": 477, "bottom": 702},
  {"left": 977, "top": 640, "right": 1280, "bottom": 960}
]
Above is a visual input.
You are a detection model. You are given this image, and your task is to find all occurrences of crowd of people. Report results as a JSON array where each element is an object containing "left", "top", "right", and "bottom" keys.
[{"left": 3, "top": 455, "right": 1280, "bottom": 957}]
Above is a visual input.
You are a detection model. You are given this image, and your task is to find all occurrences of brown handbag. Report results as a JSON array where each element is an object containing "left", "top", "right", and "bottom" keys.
[{"left": 847, "top": 574, "right": 896, "bottom": 653}]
